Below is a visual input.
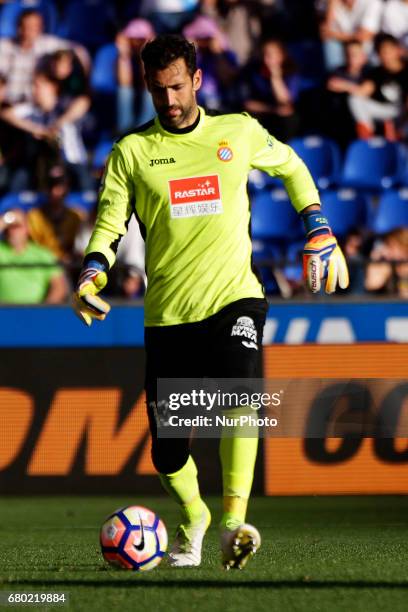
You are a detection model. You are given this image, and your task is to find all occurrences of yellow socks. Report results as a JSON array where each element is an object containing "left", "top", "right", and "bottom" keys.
[
  {"left": 219, "top": 419, "right": 258, "bottom": 530},
  {"left": 159, "top": 455, "right": 206, "bottom": 525},
  {"left": 158, "top": 420, "right": 258, "bottom": 531},
  {"left": 222, "top": 495, "right": 249, "bottom": 531}
]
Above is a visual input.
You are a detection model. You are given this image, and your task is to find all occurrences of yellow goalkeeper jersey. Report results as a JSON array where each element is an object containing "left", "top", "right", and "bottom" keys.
[{"left": 86, "top": 108, "right": 320, "bottom": 326}]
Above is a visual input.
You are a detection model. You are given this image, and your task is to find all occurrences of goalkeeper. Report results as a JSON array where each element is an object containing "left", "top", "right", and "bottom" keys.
[{"left": 73, "top": 34, "right": 348, "bottom": 569}]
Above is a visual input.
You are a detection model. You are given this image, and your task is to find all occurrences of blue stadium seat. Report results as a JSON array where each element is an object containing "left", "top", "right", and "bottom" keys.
[
  {"left": 320, "top": 189, "right": 368, "bottom": 237},
  {"left": 65, "top": 191, "right": 97, "bottom": 214},
  {"left": 252, "top": 239, "right": 283, "bottom": 264},
  {"left": 289, "top": 136, "right": 342, "bottom": 190},
  {"left": 372, "top": 189, "right": 408, "bottom": 234},
  {"left": 251, "top": 188, "right": 303, "bottom": 241},
  {"left": 284, "top": 239, "right": 304, "bottom": 283},
  {"left": 57, "top": 0, "right": 116, "bottom": 51},
  {"left": 251, "top": 188, "right": 303, "bottom": 295},
  {"left": 340, "top": 138, "right": 402, "bottom": 191},
  {"left": 90, "top": 43, "right": 118, "bottom": 132},
  {"left": 90, "top": 43, "right": 118, "bottom": 94},
  {"left": 0, "top": 191, "right": 45, "bottom": 214},
  {"left": 0, "top": 0, "right": 57, "bottom": 37},
  {"left": 92, "top": 139, "right": 114, "bottom": 171},
  {"left": 394, "top": 143, "right": 408, "bottom": 186},
  {"left": 251, "top": 239, "right": 282, "bottom": 295}
]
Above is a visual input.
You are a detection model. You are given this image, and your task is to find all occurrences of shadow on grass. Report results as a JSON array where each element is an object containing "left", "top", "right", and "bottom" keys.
[{"left": 3, "top": 579, "right": 408, "bottom": 589}]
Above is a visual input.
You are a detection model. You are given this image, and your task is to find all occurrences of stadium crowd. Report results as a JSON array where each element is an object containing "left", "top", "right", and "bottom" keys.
[{"left": 0, "top": 0, "right": 407, "bottom": 303}]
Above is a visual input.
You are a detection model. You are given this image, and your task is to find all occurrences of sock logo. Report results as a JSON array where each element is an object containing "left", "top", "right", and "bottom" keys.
[{"left": 231, "top": 317, "right": 258, "bottom": 350}]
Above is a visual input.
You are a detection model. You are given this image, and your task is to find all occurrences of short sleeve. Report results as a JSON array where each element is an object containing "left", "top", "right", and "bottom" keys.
[
  {"left": 0, "top": 39, "right": 11, "bottom": 76},
  {"left": 360, "top": 0, "right": 382, "bottom": 33},
  {"left": 12, "top": 103, "right": 33, "bottom": 120},
  {"left": 37, "top": 246, "right": 63, "bottom": 280}
]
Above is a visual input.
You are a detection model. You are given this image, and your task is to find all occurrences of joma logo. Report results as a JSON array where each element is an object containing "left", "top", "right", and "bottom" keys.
[{"left": 150, "top": 157, "right": 176, "bottom": 167}]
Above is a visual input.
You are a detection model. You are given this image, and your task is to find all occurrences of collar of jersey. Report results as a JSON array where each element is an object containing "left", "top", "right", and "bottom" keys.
[{"left": 155, "top": 107, "right": 205, "bottom": 138}]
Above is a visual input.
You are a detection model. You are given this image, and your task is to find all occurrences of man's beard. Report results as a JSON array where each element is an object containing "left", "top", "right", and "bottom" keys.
[{"left": 157, "top": 102, "right": 195, "bottom": 129}]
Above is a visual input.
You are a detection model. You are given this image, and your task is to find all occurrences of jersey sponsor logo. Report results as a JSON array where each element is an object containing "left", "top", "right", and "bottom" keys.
[
  {"left": 168, "top": 174, "right": 223, "bottom": 218},
  {"left": 231, "top": 316, "right": 258, "bottom": 350},
  {"left": 150, "top": 157, "right": 176, "bottom": 167}
]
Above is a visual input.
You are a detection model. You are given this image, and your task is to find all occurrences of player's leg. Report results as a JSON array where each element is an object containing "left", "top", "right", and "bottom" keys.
[
  {"left": 348, "top": 95, "right": 400, "bottom": 139},
  {"left": 145, "top": 323, "right": 211, "bottom": 566},
  {"left": 207, "top": 298, "right": 267, "bottom": 568}
]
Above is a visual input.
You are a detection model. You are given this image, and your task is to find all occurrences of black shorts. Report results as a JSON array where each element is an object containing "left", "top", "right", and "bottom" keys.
[{"left": 144, "top": 297, "right": 268, "bottom": 473}]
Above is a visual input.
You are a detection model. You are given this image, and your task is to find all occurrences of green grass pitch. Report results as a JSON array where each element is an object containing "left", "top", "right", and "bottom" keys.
[{"left": 0, "top": 496, "right": 407, "bottom": 612}]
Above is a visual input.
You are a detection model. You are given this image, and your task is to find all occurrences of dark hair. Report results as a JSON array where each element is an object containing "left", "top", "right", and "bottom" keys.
[
  {"left": 33, "top": 68, "right": 61, "bottom": 94},
  {"left": 374, "top": 33, "right": 400, "bottom": 53},
  {"left": 141, "top": 34, "right": 197, "bottom": 77},
  {"left": 53, "top": 49, "right": 75, "bottom": 61},
  {"left": 17, "top": 9, "right": 43, "bottom": 28},
  {"left": 46, "top": 164, "right": 68, "bottom": 187}
]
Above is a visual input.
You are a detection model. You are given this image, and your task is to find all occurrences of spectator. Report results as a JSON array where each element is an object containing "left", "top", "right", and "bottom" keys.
[
  {"left": 140, "top": 0, "right": 199, "bottom": 34},
  {"left": 0, "top": 74, "right": 8, "bottom": 110},
  {"left": 258, "top": 0, "right": 320, "bottom": 41},
  {"left": 28, "top": 165, "right": 82, "bottom": 263},
  {"left": 44, "top": 49, "right": 89, "bottom": 101},
  {"left": 114, "top": 216, "right": 146, "bottom": 297},
  {"left": 0, "top": 9, "right": 90, "bottom": 105},
  {"left": 0, "top": 70, "right": 92, "bottom": 191},
  {"left": 365, "top": 227, "right": 408, "bottom": 297},
  {"left": 319, "top": 0, "right": 383, "bottom": 70},
  {"left": 0, "top": 75, "right": 11, "bottom": 193},
  {"left": 324, "top": 39, "right": 369, "bottom": 145},
  {"left": 241, "top": 38, "right": 300, "bottom": 141},
  {"left": 339, "top": 228, "right": 366, "bottom": 293},
  {"left": 115, "top": 19, "right": 155, "bottom": 132},
  {"left": 382, "top": 0, "right": 408, "bottom": 50},
  {"left": 348, "top": 34, "right": 408, "bottom": 140},
  {"left": 200, "top": 0, "right": 262, "bottom": 66},
  {"left": 115, "top": 264, "right": 145, "bottom": 299},
  {"left": 74, "top": 214, "right": 145, "bottom": 298},
  {"left": 183, "top": 15, "right": 238, "bottom": 111},
  {"left": 0, "top": 208, "right": 67, "bottom": 304},
  {"left": 327, "top": 39, "right": 369, "bottom": 90}
]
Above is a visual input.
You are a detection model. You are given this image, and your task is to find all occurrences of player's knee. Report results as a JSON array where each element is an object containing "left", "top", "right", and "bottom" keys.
[{"left": 151, "top": 442, "right": 189, "bottom": 474}]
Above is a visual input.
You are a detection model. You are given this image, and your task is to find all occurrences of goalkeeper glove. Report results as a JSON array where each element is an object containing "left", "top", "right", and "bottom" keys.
[
  {"left": 72, "top": 260, "right": 110, "bottom": 326},
  {"left": 302, "top": 211, "right": 349, "bottom": 294}
]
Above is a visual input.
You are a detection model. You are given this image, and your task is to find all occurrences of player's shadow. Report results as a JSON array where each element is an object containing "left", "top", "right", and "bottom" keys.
[{"left": 6, "top": 579, "right": 408, "bottom": 589}]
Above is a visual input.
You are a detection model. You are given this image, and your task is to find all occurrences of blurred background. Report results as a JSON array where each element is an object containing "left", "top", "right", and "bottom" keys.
[{"left": 0, "top": 0, "right": 407, "bottom": 498}]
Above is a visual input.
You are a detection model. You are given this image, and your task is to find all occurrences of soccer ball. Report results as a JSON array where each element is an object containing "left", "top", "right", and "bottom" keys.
[{"left": 100, "top": 505, "right": 168, "bottom": 571}]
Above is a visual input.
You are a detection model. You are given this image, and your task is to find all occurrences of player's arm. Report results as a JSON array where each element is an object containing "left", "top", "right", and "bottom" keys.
[
  {"left": 73, "top": 143, "right": 135, "bottom": 325},
  {"left": 248, "top": 116, "right": 349, "bottom": 293}
]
